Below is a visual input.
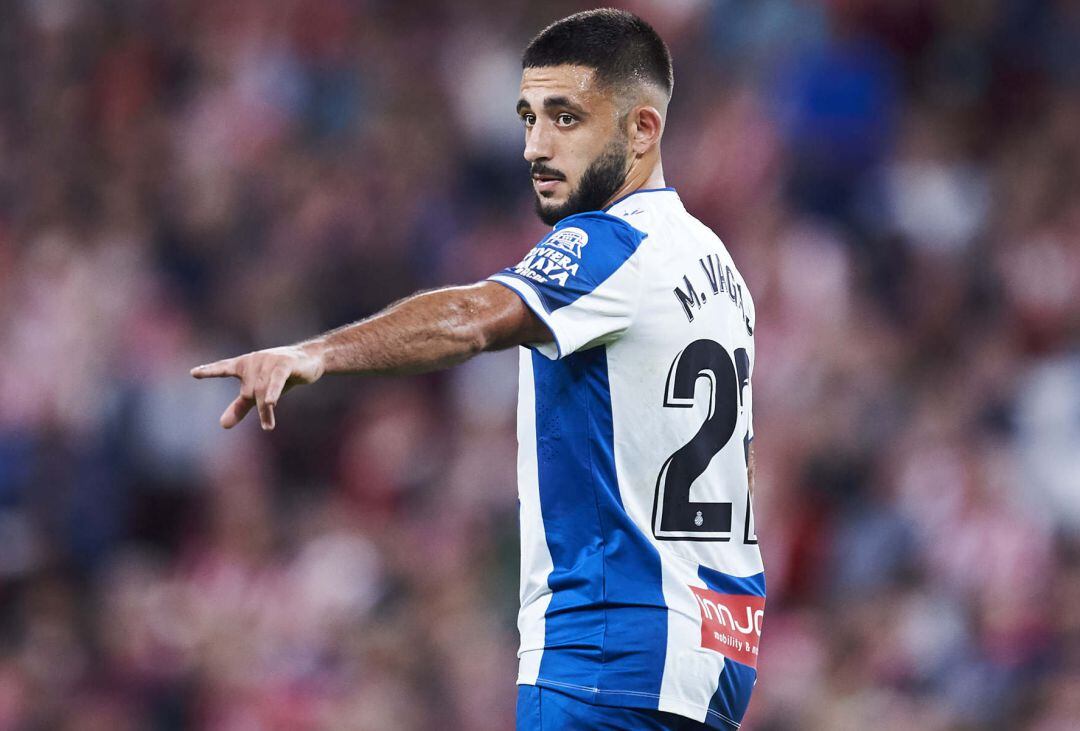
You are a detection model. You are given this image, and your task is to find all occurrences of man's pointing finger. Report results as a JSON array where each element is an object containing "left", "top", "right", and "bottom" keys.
[{"left": 191, "top": 359, "right": 238, "bottom": 378}]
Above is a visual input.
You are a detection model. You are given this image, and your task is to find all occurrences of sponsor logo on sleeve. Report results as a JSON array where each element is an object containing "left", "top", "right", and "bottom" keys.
[
  {"left": 510, "top": 227, "right": 589, "bottom": 287},
  {"left": 690, "top": 586, "right": 764, "bottom": 668}
]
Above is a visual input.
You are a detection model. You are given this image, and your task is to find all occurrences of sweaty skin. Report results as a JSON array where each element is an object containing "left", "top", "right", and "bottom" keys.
[
  {"left": 192, "top": 64, "right": 668, "bottom": 432},
  {"left": 191, "top": 283, "right": 547, "bottom": 430}
]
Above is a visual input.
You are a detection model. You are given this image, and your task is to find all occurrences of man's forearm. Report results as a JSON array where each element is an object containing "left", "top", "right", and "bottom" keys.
[
  {"left": 300, "top": 282, "right": 548, "bottom": 376},
  {"left": 191, "top": 280, "right": 548, "bottom": 430}
]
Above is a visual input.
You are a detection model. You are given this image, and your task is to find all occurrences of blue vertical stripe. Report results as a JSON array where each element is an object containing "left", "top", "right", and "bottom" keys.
[
  {"left": 709, "top": 659, "right": 757, "bottom": 728},
  {"left": 532, "top": 347, "right": 668, "bottom": 704}
]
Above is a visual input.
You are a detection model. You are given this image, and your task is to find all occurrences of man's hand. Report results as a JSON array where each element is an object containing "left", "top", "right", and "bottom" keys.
[{"left": 191, "top": 345, "right": 326, "bottom": 430}]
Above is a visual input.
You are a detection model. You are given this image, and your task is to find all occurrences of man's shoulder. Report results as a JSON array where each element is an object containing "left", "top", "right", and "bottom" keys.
[
  {"left": 552, "top": 209, "right": 647, "bottom": 240},
  {"left": 543, "top": 210, "right": 649, "bottom": 266}
]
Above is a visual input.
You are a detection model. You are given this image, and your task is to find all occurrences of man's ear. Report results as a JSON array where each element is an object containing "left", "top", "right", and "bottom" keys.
[{"left": 629, "top": 106, "right": 663, "bottom": 155}]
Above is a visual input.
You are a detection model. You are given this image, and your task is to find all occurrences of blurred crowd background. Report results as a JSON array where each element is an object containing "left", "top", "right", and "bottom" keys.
[{"left": 1, "top": 0, "right": 1079, "bottom": 729}]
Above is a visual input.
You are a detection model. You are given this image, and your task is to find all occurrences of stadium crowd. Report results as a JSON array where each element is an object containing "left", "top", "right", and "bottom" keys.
[{"left": 1, "top": 0, "right": 1079, "bottom": 728}]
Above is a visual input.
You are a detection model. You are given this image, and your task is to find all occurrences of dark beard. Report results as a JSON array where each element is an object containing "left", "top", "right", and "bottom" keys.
[{"left": 533, "top": 138, "right": 629, "bottom": 226}]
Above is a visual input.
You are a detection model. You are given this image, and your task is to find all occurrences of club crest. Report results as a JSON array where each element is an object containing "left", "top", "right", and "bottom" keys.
[{"left": 544, "top": 227, "right": 589, "bottom": 258}]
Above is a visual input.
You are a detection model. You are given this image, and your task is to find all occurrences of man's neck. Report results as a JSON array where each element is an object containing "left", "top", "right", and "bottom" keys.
[{"left": 603, "top": 156, "right": 666, "bottom": 209}]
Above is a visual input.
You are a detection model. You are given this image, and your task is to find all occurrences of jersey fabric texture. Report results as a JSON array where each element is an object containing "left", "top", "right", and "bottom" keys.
[
  {"left": 517, "top": 684, "right": 711, "bottom": 731},
  {"left": 488, "top": 188, "right": 764, "bottom": 730}
]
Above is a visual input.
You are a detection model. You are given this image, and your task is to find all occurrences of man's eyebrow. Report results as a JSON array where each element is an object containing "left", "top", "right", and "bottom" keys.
[
  {"left": 541, "top": 95, "right": 587, "bottom": 116},
  {"left": 515, "top": 95, "right": 588, "bottom": 116}
]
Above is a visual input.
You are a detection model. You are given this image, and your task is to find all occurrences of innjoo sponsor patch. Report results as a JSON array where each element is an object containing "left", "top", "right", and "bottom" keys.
[{"left": 690, "top": 586, "right": 765, "bottom": 668}]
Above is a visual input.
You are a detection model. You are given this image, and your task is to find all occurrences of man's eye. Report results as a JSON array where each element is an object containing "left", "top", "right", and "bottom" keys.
[
  {"left": 556, "top": 114, "right": 576, "bottom": 126},
  {"left": 521, "top": 114, "right": 536, "bottom": 127}
]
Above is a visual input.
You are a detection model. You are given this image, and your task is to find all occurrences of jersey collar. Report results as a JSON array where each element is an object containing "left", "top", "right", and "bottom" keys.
[{"left": 603, "top": 187, "right": 678, "bottom": 211}]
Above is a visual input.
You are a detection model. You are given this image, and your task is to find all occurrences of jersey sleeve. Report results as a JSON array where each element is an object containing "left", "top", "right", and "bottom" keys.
[{"left": 487, "top": 212, "right": 648, "bottom": 360}]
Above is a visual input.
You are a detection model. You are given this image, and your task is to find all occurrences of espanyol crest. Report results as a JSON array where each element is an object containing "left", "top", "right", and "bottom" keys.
[{"left": 545, "top": 227, "right": 589, "bottom": 258}]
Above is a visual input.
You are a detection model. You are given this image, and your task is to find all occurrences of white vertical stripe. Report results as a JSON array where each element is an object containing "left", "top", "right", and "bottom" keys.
[{"left": 515, "top": 347, "right": 554, "bottom": 685}]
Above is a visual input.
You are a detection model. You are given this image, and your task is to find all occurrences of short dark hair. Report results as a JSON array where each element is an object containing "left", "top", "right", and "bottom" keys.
[{"left": 522, "top": 8, "right": 673, "bottom": 98}]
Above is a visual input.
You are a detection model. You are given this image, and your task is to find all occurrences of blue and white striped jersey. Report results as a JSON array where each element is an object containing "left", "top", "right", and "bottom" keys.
[{"left": 488, "top": 188, "right": 765, "bottom": 730}]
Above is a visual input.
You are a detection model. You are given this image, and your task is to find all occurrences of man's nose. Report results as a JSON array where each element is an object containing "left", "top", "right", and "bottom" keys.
[{"left": 523, "top": 121, "right": 553, "bottom": 163}]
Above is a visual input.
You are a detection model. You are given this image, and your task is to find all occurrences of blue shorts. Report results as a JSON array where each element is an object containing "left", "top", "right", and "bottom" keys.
[{"left": 516, "top": 684, "right": 715, "bottom": 731}]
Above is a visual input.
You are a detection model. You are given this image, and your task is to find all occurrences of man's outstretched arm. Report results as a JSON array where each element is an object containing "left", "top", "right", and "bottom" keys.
[{"left": 191, "top": 281, "right": 549, "bottom": 431}]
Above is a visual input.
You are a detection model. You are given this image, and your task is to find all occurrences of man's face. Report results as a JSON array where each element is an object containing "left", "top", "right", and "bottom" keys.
[{"left": 517, "top": 65, "right": 631, "bottom": 226}]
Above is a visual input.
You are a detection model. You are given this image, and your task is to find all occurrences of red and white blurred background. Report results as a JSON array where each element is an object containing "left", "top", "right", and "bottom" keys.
[{"left": 1, "top": 1, "right": 1078, "bottom": 729}]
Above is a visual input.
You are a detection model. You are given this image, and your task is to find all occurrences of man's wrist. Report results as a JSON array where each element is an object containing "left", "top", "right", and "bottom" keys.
[{"left": 299, "top": 339, "right": 331, "bottom": 374}]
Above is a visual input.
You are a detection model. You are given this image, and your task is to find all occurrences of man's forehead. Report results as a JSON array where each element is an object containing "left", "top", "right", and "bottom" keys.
[{"left": 519, "top": 64, "right": 600, "bottom": 102}]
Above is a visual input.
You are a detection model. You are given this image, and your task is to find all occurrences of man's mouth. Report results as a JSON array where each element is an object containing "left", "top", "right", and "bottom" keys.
[{"left": 532, "top": 174, "right": 565, "bottom": 195}]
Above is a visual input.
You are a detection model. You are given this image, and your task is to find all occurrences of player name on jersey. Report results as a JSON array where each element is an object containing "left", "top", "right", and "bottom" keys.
[{"left": 673, "top": 253, "right": 754, "bottom": 335}]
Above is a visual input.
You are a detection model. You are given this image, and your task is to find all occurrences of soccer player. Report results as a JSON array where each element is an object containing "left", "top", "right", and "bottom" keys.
[{"left": 192, "top": 9, "right": 763, "bottom": 731}]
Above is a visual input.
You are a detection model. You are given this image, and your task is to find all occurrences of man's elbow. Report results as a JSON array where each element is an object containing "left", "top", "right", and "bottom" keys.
[
  {"left": 445, "top": 282, "right": 537, "bottom": 356},
  {"left": 444, "top": 297, "right": 492, "bottom": 356},
  {"left": 460, "top": 321, "right": 490, "bottom": 357}
]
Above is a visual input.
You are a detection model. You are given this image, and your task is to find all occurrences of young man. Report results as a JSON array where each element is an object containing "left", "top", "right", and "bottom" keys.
[{"left": 193, "top": 9, "right": 764, "bottom": 731}]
